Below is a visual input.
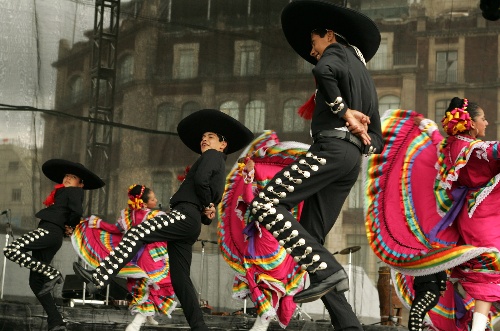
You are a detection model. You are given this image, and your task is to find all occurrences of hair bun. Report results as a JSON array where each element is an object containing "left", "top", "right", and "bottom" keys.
[{"left": 446, "top": 97, "right": 464, "bottom": 112}]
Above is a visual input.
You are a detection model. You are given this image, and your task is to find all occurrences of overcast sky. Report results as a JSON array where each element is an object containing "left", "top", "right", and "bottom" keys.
[{"left": 0, "top": 0, "right": 95, "bottom": 146}]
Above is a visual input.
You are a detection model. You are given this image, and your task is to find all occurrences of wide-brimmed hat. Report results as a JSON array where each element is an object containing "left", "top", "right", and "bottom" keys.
[
  {"left": 281, "top": 0, "right": 381, "bottom": 65},
  {"left": 177, "top": 109, "right": 254, "bottom": 154},
  {"left": 42, "top": 159, "right": 105, "bottom": 190}
]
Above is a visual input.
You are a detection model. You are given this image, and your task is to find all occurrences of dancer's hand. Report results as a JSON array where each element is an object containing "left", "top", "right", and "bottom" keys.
[
  {"left": 413, "top": 115, "right": 424, "bottom": 126},
  {"left": 203, "top": 203, "right": 216, "bottom": 220},
  {"left": 344, "top": 109, "right": 371, "bottom": 145},
  {"left": 64, "top": 225, "right": 74, "bottom": 236}
]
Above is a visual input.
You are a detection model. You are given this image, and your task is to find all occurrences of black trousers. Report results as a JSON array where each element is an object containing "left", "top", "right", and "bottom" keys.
[
  {"left": 88, "top": 203, "right": 207, "bottom": 331},
  {"left": 408, "top": 279, "right": 440, "bottom": 331},
  {"left": 3, "top": 221, "right": 64, "bottom": 329},
  {"left": 250, "top": 138, "right": 362, "bottom": 329},
  {"left": 321, "top": 292, "right": 363, "bottom": 331}
]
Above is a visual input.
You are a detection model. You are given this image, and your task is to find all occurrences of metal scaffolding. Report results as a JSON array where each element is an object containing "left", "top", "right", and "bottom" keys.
[{"left": 85, "top": 0, "right": 120, "bottom": 217}]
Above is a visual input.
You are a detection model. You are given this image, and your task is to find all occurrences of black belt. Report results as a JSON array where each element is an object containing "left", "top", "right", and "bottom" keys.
[{"left": 312, "top": 130, "right": 362, "bottom": 151}]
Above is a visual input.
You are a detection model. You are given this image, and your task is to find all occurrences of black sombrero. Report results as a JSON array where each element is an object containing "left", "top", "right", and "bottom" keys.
[
  {"left": 42, "top": 159, "right": 105, "bottom": 190},
  {"left": 281, "top": 0, "right": 381, "bottom": 65},
  {"left": 177, "top": 109, "right": 254, "bottom": 155}
]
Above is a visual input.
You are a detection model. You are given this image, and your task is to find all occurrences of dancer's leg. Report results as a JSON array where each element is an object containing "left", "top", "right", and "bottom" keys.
[
  {"left": 168, "top": 241, "right": 208, "bottom": 331},
  {"left": 250, "top": 142, "right": 361, "bottom": 298},
  {"left": 471, "top": 300, "right": 491, "bottom": 331},
  {"left": 4, "top": 222, "right": 65, "bottom": 329},
  {"left": 321, "top": 291, "right": 362, "bottom": 331},
  {"left": 408, "top": 284, "right": 440, "bottom": 331}
]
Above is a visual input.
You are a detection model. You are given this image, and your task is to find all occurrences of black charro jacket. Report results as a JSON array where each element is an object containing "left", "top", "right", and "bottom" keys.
[
  {"left": 170, "top": 149, "right": 227, "bottom": 224},
  {"left": 35, "top": 186, "right": 84, "bottom": 229},
  {"left": 312, "top": 42, "right": 384, "bottom": 155}
]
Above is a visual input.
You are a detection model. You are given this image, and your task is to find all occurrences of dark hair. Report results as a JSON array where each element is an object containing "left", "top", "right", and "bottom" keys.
[
  {"left": 216, "top": 133, "right": 229, "bottom": 154},
  {"left": 311, "top": 28, "right": 349, "bottom": 46},
  {"left": 128, "top": 184, "right": 152, "bottom": 203},
  {"left": 446, "top": 97, "right": 481, "bottom": 120},
  {"left": 311, "top": 28, "right": 330, "bottom": 38}
]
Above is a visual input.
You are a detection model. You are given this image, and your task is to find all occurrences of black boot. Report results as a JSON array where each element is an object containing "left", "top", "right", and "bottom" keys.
[
  {"left": 72, "top": 262, "right": 100, "bottom": 295},
  {"left": 293, "top": 269, "right": 349, "bottom": 303}
]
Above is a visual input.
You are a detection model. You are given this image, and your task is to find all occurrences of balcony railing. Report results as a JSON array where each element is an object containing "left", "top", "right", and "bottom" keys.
[
  {"left": 428, "top": 69, "right": 465, "bottom": 84},
  {"left": 367, "top": 52, "right": 417, "bottom": 71}
]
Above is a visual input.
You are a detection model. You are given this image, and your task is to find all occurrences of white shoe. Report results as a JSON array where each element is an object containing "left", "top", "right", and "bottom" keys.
[
  {"left": 145, "top": 315, "right": 159, "bottom": 326},
  {"left": 125, "top": 314, "right": 146, "bottom": 331},
  {"left": 471, "top": 312, "right": 489, "bottom": 331},
  {"left": 249, "top": 316, "right": 271, "bottom": 331}
]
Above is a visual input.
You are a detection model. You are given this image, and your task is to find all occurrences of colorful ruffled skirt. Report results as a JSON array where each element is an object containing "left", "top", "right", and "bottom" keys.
[{"left": 72, "top": 220, "right": 177, "bottom": 317}]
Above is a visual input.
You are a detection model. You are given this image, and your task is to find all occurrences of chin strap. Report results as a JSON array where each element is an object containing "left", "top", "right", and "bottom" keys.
[{"left": 334, "top": 32, "right": 366, "bottom": 66}]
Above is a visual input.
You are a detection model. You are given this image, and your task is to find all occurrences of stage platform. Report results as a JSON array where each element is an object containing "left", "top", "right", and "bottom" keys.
[{"left": 0, "top": 298, "right": 408, "bottom": 331}]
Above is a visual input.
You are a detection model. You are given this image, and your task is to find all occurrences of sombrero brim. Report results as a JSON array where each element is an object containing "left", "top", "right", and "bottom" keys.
[
  {"left": 281, "top": 0, "right": 381, "bottom": 65},
  {"left": 177, "top": 109, "right": 254, "bottom": 154},
  {"left": 42, "top": 159, "right": 105, "bottom": 190}
]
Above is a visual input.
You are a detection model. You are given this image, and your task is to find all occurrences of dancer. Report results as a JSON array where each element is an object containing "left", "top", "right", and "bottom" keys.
[
  {"left": 3, "top": 159, "right": 104, "bottom": 331},
  {"left": 248, "top": 1, "right": 383, "bottom": 330},
  {"left": 218, "top": 130, "right": 309, "bottom": 330},
  {"left": 72, "top": 184, "right": 176, "bottom": 331},
  {"left": 365, "top": 99, "right": 500, "bottom": 330},
  {"left": 433, "top": 97, "right": 500, "bottom": 331},
  {"left": 73, "top": 109, "right": 253, "bottom": 331}
]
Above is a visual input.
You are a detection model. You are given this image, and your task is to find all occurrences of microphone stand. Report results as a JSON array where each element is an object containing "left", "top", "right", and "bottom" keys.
[
  {"left": 1, "top": 211, "right": 14, "bottom": 299},
  {"left": 196, "top": 239, "right": 217, "bottom": 308}
]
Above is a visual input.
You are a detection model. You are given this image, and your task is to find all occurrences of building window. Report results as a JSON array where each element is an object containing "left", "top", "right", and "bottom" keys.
[
  {"left": 173, "top": 43, "right": 199, "bottom": 79},
  {"left": 181, "top": 102, "right": 200, "bottom": 119},
  {"left": 378, "top": 95, "right": 400, "bottom": 116},
  {"left": 8, "top": 161, "right": 19, "bottom": 171},
  {"left": 69, "top": 75, "right": 83, "bottom": 103},
  {"left": 283, "top": 99, "right": 305, "bottom": 132},
  {"left": 348, "top": 177, "right": 363, "bottom": 209},
  {"left": 435, "top": 99, "right": 448, "bottom": 123},
  {"left": 436, "top": 51, "right": 458, "bottom": 83},
  {"left": 12, "top": 188, "right": 21, "bottom": 202},
  {"left": 245, "top": 100, "right": 265, "bottom": 132},
  {"left": 367, "top": 37, "right": 389, "bottom": 70},
  {"left": 220, "top": 101, "right": 239, "bottom": 121},
  {"left": 234, "top": 40, "right": 261, "bottom": 76},
  {"left": 152, "top": 172, "right": 172, "bottom": 210},
  {"left": 118, "top": 54, "right": 134, "bottom": 85},
  {"left": 157, "top": 103, "right": 178, "bottom": 132}
]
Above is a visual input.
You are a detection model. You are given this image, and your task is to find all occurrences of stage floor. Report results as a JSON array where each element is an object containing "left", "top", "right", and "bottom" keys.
[{"left": 0, "top": 298, "right": 408, "bottom": 330}]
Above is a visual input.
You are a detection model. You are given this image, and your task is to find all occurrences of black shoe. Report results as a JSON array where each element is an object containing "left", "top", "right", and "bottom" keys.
[
  {"left": 293, "top": 269, "right": 349, "bottom": 304},
  {"left": 72, "top": 262, "right": 100, "bottom": 295},
  {"left": 38, "top": 274, "right": 64, "bottom": 296}
]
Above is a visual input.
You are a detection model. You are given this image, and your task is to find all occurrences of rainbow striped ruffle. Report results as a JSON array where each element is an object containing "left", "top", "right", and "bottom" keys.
[
  {"left": 364, "top": 109, "right": 491, "bottom": 276},
  {"left": 72, "top": 220, "right": 147, "bottom": 278},
  {"left": 72, "top": 211, "right": 177, "bottom": 316},
  {"left": 364, "top": 109, "right": 500, "bottom": 329},
  {"left": 217, "top": 130, "right": 307, "bottom": 327}
]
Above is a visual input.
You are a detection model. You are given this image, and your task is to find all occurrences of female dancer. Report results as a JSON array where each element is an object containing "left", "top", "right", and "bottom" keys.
[
  {"left": 218, "top": 131, "right": 308, "bottom": 330},
  {"left": 365, "top": 98, "right": 500, "bottom": 330},
  {"left": 72, "top": 184, "right": 176, "bottom": 331}
]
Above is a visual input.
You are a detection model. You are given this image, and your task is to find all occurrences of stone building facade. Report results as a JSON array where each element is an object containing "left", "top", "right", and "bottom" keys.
[{"left": 44, "top": 0, "right": 500, "bottom": 282}]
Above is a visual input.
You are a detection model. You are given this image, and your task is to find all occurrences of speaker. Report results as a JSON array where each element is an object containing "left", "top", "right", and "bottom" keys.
[{"left": 62, "top": 274, "right": 129, "bottom": 300}]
